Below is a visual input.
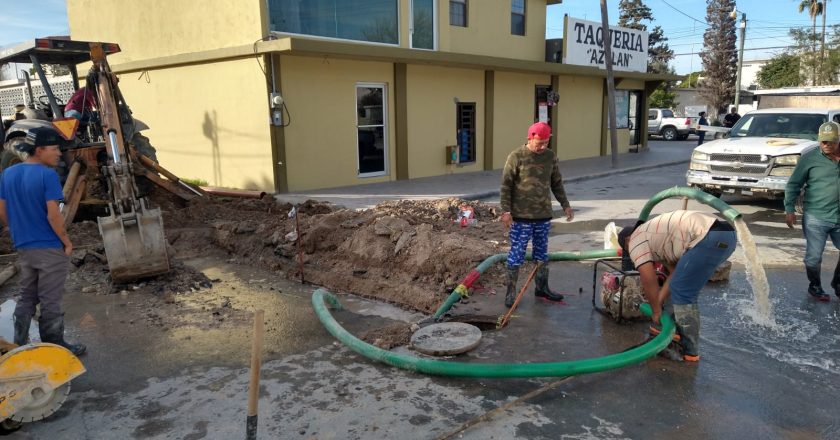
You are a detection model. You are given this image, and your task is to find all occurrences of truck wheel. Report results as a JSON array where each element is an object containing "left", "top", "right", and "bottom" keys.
[
  {"left": 662, "top": 127, "right": 677, "bottom": 141},
  {"left": 795, "top": 191, "right": 805, "bottom": 215},
  {"left": 0, "top": 149, "right": 23, "bottom": 172}
]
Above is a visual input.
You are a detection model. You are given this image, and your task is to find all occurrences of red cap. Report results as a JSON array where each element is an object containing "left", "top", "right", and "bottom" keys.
[{"left": 527, "top": 122, "right": 551, "bottom": 140}]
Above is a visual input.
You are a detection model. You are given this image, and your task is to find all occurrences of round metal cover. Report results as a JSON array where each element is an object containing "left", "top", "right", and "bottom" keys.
[{"left": 410, "top": 322, "right": 482, "bottom": 356}]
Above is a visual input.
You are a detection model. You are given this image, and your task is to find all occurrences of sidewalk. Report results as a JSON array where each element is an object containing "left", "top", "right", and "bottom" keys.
[{"left": 276, "top": 141, "right": 694, "bottom": 209}]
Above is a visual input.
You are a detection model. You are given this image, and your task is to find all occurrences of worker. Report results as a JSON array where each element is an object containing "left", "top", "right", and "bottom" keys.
[
  {"left": 499, "top": 122, "right": 574, "bottom": 307},
  {"left": 63, "top": 87, "right": 95, "bottom": 121},
  {"left": 618, "top": 210, "right": 736, "bottom": 362},
  {"left": 0, "top": 127, "right": 86, "bottom": 356}
]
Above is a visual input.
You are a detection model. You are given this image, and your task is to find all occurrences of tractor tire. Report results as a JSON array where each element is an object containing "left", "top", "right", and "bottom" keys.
[
  {"left": 662, "top": 127, "right": 678, "bottom": 141},
  {"left": 0, "top": 149, "right": 23, "bottom": 173},
  {"left": 132, "top": 133, "right": 158, "bottom": 162}
]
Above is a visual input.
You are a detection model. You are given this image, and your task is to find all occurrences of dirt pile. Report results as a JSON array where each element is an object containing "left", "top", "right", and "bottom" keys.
[
  {"left": 162, "top": 196, "right": 507, "bottom": 313},
  {"left": 0, "top": 195, "right": 508, "bottom": 315}
]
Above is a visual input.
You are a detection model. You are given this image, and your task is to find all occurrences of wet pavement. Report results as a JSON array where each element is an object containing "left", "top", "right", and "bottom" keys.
[{"left": 5, "top": 160, "right": 840, "bottom": 439}]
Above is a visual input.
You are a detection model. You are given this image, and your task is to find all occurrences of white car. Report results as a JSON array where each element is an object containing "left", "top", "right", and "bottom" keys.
[{"left": 686, "top": 108, "right": 840, "bottom": 201}]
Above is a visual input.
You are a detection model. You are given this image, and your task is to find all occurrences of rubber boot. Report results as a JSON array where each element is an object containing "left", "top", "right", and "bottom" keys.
[
  {"left": 504, "top": 266, "right": 519, "bottom": 308},
  {"left": 673, "top": 304, "right": 701, "bottom": 362},
  {"left": 534, "top": 264, "right": 564, "bottom": 302},
  {"left": 12, "top": 312, "right": 31, "bottom": 347},
  {"left": 39, "top": 316, "right": 86, "bottom": 356},
  {"left": 831, "top": 260, "right": 840, "bottom": 298},
  {"left": 806, "top": 266, "right": 830, "bottom": 302}
]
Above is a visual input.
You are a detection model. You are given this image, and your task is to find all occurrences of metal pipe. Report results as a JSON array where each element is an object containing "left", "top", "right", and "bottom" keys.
[
  {"left": 199, "top": 187, "right": 267, "bottom": 199},
  {"left": 28, "top": 54, "right": 63, "bottom": 118},
  {"left": 107, "top": 130, "right": 121, "bottom": 164}
]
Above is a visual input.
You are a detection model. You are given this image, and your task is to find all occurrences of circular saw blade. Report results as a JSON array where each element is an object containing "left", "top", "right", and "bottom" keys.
[{"left": 9, "top": 382, "right": 71, "bottom": 423}]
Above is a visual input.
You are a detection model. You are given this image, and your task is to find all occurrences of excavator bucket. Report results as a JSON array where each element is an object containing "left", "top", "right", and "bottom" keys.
[{"left": 98, "top": 206, "right": 170, "bottom": 284}]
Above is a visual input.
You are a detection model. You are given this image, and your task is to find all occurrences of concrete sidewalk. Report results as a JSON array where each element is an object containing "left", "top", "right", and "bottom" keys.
[{"left": 277, "top": 140, "right": 695, "bottom": 209}]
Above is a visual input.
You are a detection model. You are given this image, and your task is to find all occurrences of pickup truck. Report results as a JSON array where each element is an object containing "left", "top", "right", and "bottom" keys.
[
  {"left": 686, "top": 108, "right": 840, "bottom": 205},
  {"left": 648, "top": 108, "right": 694, "bottom": 141}
]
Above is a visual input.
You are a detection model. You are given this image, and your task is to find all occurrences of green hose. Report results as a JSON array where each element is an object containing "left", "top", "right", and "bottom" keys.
[
  {"left": 639, "top": 186, "right": 742, "bottom": 223},
  {"left": 433, "top": 250, "right": 618, "bottom": 319},
  {"left": 313, "top": 289, "right": 674, "bottom": 378}
]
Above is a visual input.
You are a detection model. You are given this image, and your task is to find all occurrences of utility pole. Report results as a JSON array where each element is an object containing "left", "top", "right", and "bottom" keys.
[
  {"left": 601, "top": 0, "right": 618, "bottom": 168},
  {"left": 733, "top": 11, "right": 746, "bottom": 112}
]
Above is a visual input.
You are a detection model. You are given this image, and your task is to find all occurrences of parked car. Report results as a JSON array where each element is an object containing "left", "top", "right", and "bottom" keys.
[
  {"left": 648, "top": 108, "right": 694, "bottom": 141},
  {"left": 686, "top": 108, "right": 840, "bottom": 207}
]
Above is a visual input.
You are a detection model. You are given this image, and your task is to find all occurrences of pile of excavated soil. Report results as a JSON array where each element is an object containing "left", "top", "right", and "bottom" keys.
[
  {"left": 1, "top": 194, "right": 509, "bottom": 315},
  {"left": 168, "top": 197, "right": 508, "bottom": 313}
]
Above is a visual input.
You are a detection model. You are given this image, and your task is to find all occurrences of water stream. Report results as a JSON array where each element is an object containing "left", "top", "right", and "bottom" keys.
[{"left": 733, "top": 218, "right": 774, "bottom": 325}]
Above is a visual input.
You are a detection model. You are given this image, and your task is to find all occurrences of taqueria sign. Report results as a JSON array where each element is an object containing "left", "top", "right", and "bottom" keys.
[{"left": 563, "top": 16, "right": 648, "bottom": 73}]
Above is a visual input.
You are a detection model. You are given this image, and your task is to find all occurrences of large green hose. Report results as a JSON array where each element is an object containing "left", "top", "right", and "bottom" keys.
[
  {"left": 310, "top": 187, "right": 741, "bottom": 378},
  {"left": 639, "top": 187, "right": 742, "bottom": 222},
  {"left": 313, "top": 289, "right": 674, "bottom": 378},
  {"left": 433, "top": 250, "right": 617, "bottom": 320}
]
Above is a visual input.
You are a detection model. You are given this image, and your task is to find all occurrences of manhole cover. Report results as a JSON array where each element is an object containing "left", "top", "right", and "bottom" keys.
[{"left": 410, "top": 322, "right": 482, "bottom": 356}]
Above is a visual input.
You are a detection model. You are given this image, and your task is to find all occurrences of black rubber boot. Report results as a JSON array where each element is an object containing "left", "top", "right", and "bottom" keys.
[
  {"left": 39, "top": 316, "right": 86, "bottom": 356},
  {"left": 12, "top": 312, "right": 31, "bottom": 347},
  {"left": 504, "top": 266, "right": 519, "bottom": 308},
  {"left": 673, "top": 304, "right": 701, "bottom": 362},
  {"left": 534, "top": 264, "right": 564, "bottom": 302},
  {"left": 831, "top": 260, "right": 840, "bottom": 298},
  {"left": 806, "top": 266, "right": 830, "bottom": 302}
]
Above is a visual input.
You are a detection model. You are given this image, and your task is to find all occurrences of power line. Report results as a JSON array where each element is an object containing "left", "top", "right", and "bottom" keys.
[
  {"left": 657, "top": 0, "right": 708, "bottom": 26},
  {"left": 672, "top": 45, "right": 804, "bottom": 56}
]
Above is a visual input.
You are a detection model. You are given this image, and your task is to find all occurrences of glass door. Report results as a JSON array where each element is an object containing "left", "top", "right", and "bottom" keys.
[{"left": 356, "top": 84, "right": 388, "bottom": 176}]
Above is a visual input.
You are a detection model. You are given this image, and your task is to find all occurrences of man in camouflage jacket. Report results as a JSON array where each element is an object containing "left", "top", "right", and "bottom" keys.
[{"left": 500, "top": 122, "right": 574, "bottom": 307}]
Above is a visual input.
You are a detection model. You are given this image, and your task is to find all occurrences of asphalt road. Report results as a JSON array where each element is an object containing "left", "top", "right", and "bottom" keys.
[{"left": 13, "top": 151, "right": 840, "bottom": 440}]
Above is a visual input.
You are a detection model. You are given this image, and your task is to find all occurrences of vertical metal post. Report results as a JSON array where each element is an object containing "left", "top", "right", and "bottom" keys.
[
  {"left": 28, "top": 54, "right": 63, "bottom": 118},
  {"left": 734, "top": 13, "right": 746, "bottom": 111},
  {"left": 600, "top": 0, "right": 619, "bottom": 169}
]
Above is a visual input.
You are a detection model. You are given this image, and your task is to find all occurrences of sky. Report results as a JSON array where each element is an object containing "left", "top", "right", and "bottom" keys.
[{"left": 1, "top": 0, "right": 838, "bottom": 75}]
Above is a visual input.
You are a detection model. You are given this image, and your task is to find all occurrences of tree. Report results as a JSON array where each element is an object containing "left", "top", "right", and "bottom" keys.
[
  {"left": 617, "top": 0, "right": 674, "bottom": 74},
  {"left": 699, "top": 0, "right": 737, "bottom": 118},
  {"left": 798, "top": 0, "right": 824, "bottom": 84},
  {"left": 677, "top": 71, "right": 704, "bottom": 88},
  {"left": 756, "top": 54, "right": 803, "bottom": 88},
  {"left": 649, "top": 83, "right": 678, "bottom": 108}
]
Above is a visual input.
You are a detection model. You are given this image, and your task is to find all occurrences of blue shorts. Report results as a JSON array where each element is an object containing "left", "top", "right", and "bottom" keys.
[{"left": 507, "top": 220, "right": 551, "bottom": 267}]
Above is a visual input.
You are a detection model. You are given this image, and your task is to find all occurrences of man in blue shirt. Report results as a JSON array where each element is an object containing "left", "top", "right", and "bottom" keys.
[{"left": 0, "top": 127, "right": 85, "bottom": 355}]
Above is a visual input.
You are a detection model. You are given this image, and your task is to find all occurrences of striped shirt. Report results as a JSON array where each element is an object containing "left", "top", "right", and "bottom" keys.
[{"left": 628, "top": 210, "right": 718, "bottom": 267}]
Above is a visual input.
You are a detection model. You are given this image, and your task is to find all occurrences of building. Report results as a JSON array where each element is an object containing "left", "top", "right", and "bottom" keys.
[
  {"left": 753, "top": 85, "right": 840, "bottom": 109},
  {"left": 66, "top": 0, "right": 676, "bottom": 192}
]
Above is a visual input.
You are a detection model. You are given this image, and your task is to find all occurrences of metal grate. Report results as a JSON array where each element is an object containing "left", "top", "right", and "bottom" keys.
[
  {"left": 710, "top": 165, "right": 768, "bottom": 175},
  {"left": 709, "top": 153, "right": 767, "bottom": 163},
  {"left": 0, "top": 78, "right": 75, "bottom": 115}
]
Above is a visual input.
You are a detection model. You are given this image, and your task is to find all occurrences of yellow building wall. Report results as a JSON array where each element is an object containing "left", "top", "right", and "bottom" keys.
[
  {"left": 279, "top": 56, "right": 396, "bottom": 191},
  {"left": 406, "top": 65, "right": 483, "bottom": 178},
  {"left": 554, "top": 75, "right": 603, "bottom": 160},
  {"left": 67, "top": 0, "right": 265, "bottom": 64},
  {"left": 492, "top": 71, "right": 552, "bottom": 168},
  {"left": 440, "top": 0, "right": 547, "bottom": 61},
  {"left": 113, "top": 59, "right": 274, "bottom": 191}
]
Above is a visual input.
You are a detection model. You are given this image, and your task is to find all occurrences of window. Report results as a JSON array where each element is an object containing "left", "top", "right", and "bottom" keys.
[
  {"left": 411, "top": 0, "right": 435, "bottom": 49},
  {"left": 356, "top": 85, "right": 388, "bottom": 176},
  {"left": 456, "top": 103, "right": 476, "bottom": 163},
  {"left": 268, "top": 0, "right": 399, "bottom": 45},
  {"left": 511, "top": 0, "right": 525, "bottom": 36},
  {"left": 450, "top": 0, "right": 467, "bottom": 27}
]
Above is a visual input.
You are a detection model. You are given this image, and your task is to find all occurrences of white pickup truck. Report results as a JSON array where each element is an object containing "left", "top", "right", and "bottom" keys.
[
  {"left": 686, "top": 108, "right": 840, "bottom": 202},
  {"left": 648, "top": 108, "right": 694, "bottom": 141}
]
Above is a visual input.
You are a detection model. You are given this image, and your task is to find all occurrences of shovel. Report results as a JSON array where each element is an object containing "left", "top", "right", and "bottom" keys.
[{"left": 496, "top": 263, "right": 541, "bottom": 329}]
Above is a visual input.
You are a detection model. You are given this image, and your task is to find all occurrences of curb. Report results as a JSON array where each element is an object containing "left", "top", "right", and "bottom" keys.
[{"left": 458, "top": 159, "right": 690, "bottom": 201}]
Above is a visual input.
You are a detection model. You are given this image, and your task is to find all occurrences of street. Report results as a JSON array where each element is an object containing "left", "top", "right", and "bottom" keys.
[{"left": 8, "top": 143, "right": 840, "bottom": 439}]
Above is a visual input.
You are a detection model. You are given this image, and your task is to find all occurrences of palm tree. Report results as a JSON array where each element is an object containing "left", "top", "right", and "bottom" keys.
[
  {"left": 798, "top": 0, "right": 824, "bottom": 85},
  {"left": 820, "top": 1, "right": 830, "bottom": 85}
]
